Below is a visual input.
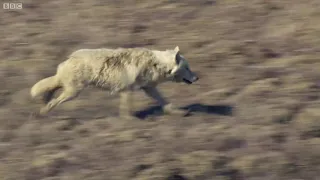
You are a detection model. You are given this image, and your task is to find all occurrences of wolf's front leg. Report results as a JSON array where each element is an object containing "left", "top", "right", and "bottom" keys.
[
  {"left": 141, "top": 86, "right": 189, "bottom": 116},
  {"left": 119, "top": 91, "right": 136, "bottom": 120}
]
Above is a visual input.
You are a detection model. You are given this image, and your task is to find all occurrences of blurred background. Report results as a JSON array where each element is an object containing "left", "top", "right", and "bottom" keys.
[{"left": 1, "top": 0, "right": 320, "bottom": 179}]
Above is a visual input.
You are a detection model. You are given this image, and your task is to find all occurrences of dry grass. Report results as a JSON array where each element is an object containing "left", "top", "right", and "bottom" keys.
[{"left": 1, "top": 0, "right": 320, "bottom": 179}]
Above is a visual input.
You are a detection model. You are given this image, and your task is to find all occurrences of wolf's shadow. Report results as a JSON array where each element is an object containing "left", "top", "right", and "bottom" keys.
[{"left": 134, "top": 103, "right": 233, "bottom": 120}]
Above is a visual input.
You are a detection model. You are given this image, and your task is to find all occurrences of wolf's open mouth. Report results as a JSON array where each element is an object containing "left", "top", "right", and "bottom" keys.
[{"left": 183, "top": 79, "right": 192, "bottom": 84}]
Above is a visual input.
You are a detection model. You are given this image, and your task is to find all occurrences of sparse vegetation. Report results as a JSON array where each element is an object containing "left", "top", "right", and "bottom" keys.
[{"left": 1, "top": 0, "right": 320, "bottom": 179}]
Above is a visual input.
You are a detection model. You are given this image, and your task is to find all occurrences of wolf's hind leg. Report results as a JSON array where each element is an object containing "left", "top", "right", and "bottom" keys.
[
  {"left": 43, "top": 86, "right": 61, "bottom": 104},
  {"left": 39, "top": 87, "right": 82, "bottom": 115},
  {"left": 141, "top": 86, "right": 189, "bottom": 116}
]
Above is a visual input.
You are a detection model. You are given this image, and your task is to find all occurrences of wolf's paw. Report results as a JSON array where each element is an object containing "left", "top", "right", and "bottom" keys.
[
  {"left": 163, "top": 104, "right": 190, "bottom": 117},
  {"left": 39, "top": 107, "right": 50, "bottom": 116}
]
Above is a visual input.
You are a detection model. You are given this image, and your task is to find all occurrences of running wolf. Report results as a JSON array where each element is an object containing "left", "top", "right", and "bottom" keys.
[{"left": 30, "top": 46, "right": 199, "bottom": 118}]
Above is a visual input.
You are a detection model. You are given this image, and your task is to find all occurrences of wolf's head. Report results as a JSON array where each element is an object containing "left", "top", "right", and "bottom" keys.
[{"left": 168, "top": 46, "right": 199, "bottom": 84}]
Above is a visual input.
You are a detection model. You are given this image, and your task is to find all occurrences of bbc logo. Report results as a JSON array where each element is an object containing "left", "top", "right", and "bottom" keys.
[{"left": 3, "top": 3, "right": 23, "bottom": 10}]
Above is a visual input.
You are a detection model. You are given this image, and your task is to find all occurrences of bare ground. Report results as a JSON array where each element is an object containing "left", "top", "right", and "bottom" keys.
[{"left": 1, "top": 0, "right": 320, "bottom": 179}]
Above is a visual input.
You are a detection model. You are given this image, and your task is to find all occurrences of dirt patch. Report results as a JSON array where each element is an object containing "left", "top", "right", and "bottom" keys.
[{"left": 1, "top": 0, "right": 320, "bottom": 179}]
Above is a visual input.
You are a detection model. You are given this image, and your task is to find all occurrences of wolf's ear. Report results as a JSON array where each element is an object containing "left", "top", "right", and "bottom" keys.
[
  {"left": 174, "top": 46, "right": 180, "bottom": 53},
  {"left": 175, "top": 52, "right": 180, "bottom": 65},
  {"left": 174, "top": 46, "right": 181, "bottom": 65}
]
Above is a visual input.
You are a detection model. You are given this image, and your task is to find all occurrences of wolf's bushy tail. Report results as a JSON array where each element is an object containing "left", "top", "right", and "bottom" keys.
[{"left": 30, "top": 76, "right": 61, "bottom": 103}]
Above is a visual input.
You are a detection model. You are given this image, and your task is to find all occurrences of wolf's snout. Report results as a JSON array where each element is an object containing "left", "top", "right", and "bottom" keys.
[
  {"left": 183, "top": 75, "right": 199, "bottom": 85},
  {"left": 192, "top": 76, "right": 199, "bottom": 82}
]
